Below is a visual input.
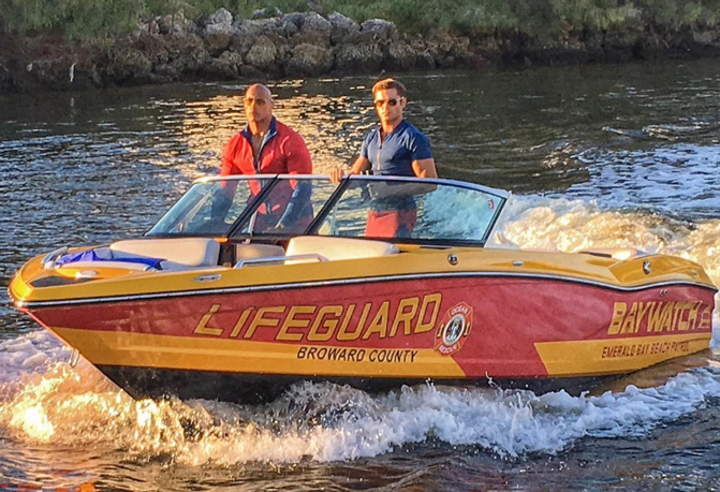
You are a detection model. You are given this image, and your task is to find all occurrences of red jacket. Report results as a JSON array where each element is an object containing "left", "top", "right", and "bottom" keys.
[
  {"left": 220, "top": 118, "right": 312, "bottom": 176},
  {"left": 219, "top": 118, "right": 313, "bottom": 229}
]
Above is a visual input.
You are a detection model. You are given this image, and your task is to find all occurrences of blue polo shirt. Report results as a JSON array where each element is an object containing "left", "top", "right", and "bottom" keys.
[{"left": 360, "top": 120, "right": 433, "bottom": 176}]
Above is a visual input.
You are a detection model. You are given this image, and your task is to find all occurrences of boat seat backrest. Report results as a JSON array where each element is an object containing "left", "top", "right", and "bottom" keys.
[
  {"left": 110, "top": 238, "right": 220, "bottom": 270},
  {"left": 235, "top": 243, "right": 286, "bottom": 260},
  {"left": 285, "top": 236, "right": 399, "bottom": 263}
]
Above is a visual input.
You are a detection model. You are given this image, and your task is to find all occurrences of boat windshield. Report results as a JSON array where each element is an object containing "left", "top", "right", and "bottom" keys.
[{"left": 147, "top": 174, "right": 508, "bottom": 246}]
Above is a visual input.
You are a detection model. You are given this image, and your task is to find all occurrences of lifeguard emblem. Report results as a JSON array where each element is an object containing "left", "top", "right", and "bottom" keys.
[{"left": 434, "top": 302, "right": 473, "bottom": 356}]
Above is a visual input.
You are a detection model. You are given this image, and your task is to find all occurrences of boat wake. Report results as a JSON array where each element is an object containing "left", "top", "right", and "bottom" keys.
[
  {"left": 563, "top": 142, "right": 720, "bottom": 219},
  {"left": 1, "top": 331, "right": 719, "bottom": 465}
]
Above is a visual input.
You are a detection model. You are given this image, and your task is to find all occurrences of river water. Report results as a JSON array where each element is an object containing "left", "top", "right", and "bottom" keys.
[{"left": 0, "top": 59, "right": 719, "bottom": 491}]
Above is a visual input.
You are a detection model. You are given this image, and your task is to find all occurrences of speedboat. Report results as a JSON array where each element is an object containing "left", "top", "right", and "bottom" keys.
[{"left": 9, "top": 174, "right": 717, "bottom": 402}]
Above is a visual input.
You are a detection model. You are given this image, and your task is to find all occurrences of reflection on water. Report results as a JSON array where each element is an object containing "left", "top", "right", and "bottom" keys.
[{"left": 1, "top": 59, "right": 720, "bottom": 490}]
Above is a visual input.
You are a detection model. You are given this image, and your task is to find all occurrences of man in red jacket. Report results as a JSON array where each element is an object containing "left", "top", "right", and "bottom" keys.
[{"left": 220, "top": 84, "right": 313, "bottom": 232}]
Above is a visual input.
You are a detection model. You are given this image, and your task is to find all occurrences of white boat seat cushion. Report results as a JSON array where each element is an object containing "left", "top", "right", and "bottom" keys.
[
  {"left": 110, "top": 238, "right": 220, "bottom": 270},
  {"left": 235, "top": 243, "right": 286, "bottom": 260},
  {"left": 285, "top": 236, "right": 399, "bottom": 262}
]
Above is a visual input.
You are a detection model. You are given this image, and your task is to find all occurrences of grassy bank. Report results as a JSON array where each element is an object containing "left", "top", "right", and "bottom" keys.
[{"left": 1, "top": 0, "right": 719, "bottom": 40}]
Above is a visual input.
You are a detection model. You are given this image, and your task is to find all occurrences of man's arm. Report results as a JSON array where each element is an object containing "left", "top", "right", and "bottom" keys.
[
  {"left": 330, "top": 155, "right": 370, "bottom": 182},
  {"left": 412, "top": 158, "right": 438, "bottom": 179},
  {"left": 285, "top": 132, "right": 313, "bottom": 174},
  {"left": 220, "top": 134, "right": 241, "bottom": 176},
  {"left": 276, "top": 132, "right": 313, "bottom": 228}
]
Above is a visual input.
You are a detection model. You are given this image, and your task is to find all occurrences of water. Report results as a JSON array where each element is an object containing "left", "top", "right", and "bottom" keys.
[{"left": 1, "top": 59, "right": 719, "bottom": 490}]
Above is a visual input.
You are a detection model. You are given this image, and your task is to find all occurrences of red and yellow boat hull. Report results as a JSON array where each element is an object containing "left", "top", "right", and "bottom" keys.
[{"left": 10, "top": 247, "right": 716, "bottom": 402}]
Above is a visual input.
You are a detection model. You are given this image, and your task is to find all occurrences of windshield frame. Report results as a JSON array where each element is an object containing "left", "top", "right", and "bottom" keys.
[{"left": 146, "top": 174, "right": 510, "bottom": 246}]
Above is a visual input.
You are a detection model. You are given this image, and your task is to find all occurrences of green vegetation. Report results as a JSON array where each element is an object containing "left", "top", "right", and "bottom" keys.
[{"left": 1, "top": 0, "right": 719, "bottom": 40}]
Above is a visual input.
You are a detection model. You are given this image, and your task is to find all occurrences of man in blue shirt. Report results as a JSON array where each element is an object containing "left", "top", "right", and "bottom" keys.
[{"left": 330, "top": 78, "right": 438, "bottom": 237}]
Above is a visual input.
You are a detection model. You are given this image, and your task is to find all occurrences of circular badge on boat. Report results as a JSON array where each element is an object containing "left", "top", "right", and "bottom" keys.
[{"left": 434, "top": 302, "right": 473, "bottom": 356}]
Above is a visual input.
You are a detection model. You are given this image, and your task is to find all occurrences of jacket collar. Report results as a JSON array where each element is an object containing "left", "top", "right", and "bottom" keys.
[{"left": 241, "top": 116, "right": 278, "bottom": 143}]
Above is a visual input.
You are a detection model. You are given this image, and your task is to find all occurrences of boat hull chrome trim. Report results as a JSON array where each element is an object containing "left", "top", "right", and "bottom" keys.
[{"left": 17, "top": 270, "right": 718, "bottom": 309}]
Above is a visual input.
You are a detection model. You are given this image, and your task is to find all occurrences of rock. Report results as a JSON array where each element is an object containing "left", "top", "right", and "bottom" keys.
[
  {"left": 239, "top": 64, "right": 267, "bottom": 79},
  {"left": 360, "top": 19, "right": 397, "bottom": 41},
  {"left": 170, "top": 49, "right": 210, "bottom": 75},
  {"left": 293, "top": 12, "right": 333, "bottom": 47},
  {"left": 163, "top": 35, "right": 210, "bottom": 74},
  {"left": 158, "top": 11, "right": 195, "bottom": 36},
  {"left": 252, "top": 7, "right": 282, "bottom": 19},
  {"left": 282, "top": 13, "right": 306, "bottom": 28},
  {"left": 107, "top": 46, "right": 152, "bottom": 83},
  {"left": 384, "top": 40, "right": 416, "bottom": 70},
  {"left": 204, "top": 32, "right": 232, "bottom": 55},
  {"left": 235, "top": 17, "right": 303, "bottom": 39},
  {"left": 278, "top": 16, "right": 301, "bottom": 37},
  {"left": 208, "top": 8, "right": 233, "bottom": 26},
  {"left": 415, "top": 52, "right": 435, "bottom": 69},
  {"left": 288, "top": 12, "right": 332, "bottom": 46},
  {"left": 328, "top": 12, "right": 359, "bottom": 44},
  {"left": 165, "top": 33, "right": 205, "bottom": 60},
  {"left": 203, "top": 51, "right": 243, "bottom": 79},
  {"left": 426, "top": 30, "right": 454, "bottom": 63},
  {"left": 137, "top": 19, "right": 160, "bottom": 35},
  {"left": 286, "top": 43, "right": 333, "bottom": 75},
  {"left": 245, "top": 35, "right": 278, "bottom": 71},
  {"left": 335, "top": 41, "right": 383, "bottom": 72},
  {"left": 205, "top": 8, "right": 234, "bottom": 37},
  {"left": 206, "top": 22, "right": 234, "bottom": 36},
  {"left": 300, "top": 12, "right": 333, "bottom": 37},
  {"left": 252, "top": 18, "right": 285, "bottom": 38},
  {"left": 230, "top": 21, "right": 288, "bottom": 58},
  {"left": 153, "top": 63, "right": 180, "bottom": 82},
  {"left": 132, "top": 33, "right": 169, "bottom": 65},
  {"left": 453, "top": 36, "right": 471, "bottom": 54},
  {"left": 234, "top": 20, "right": 264, "bottom": 39}
]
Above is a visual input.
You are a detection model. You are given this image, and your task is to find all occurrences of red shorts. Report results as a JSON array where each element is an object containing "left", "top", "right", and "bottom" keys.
[{"left": 365, "top": 209, "right": 417, "bottom": 238}]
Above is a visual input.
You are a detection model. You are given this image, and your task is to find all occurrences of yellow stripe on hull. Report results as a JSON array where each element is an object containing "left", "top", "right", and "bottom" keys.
[
  {"left": 535, "top": 333, "right": 711, "bottom": 377},
  {"left": 53, "top": 327, "right": 466, "bottom": 378}
]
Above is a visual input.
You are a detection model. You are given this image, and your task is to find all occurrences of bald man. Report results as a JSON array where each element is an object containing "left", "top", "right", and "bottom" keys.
[
  {"left": 221, "top": 84, "right": 312, "bottom": 176},
  {"left": 220, "top": 84, "right": 313, "bottom": 231}
]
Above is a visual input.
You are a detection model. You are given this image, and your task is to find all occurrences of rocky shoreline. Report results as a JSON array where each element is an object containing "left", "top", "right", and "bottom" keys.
[{"left": 2, "top": 9, "right": 720, "bottom": 94}]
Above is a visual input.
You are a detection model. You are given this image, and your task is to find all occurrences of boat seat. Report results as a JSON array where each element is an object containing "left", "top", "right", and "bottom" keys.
[
  {"left": 285, "top": 236, "right": 399, "bottom": 263},
  {"left": 235, "top": 243, "right": 286, "bottom": 260},
  {"left": 579, "top": 248, "right": 647, "bottom": 261},
  {"left": 110, "top": 238, "right": 221, "bottom": 270}
]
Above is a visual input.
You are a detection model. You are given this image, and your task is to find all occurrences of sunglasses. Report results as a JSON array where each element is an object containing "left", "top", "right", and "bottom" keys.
[
  {"left": 374, "top": 97, "right": 403, "bottom": 108},
  {"left": 244, "top": 97, "right": 268, "bottom": 106}
]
